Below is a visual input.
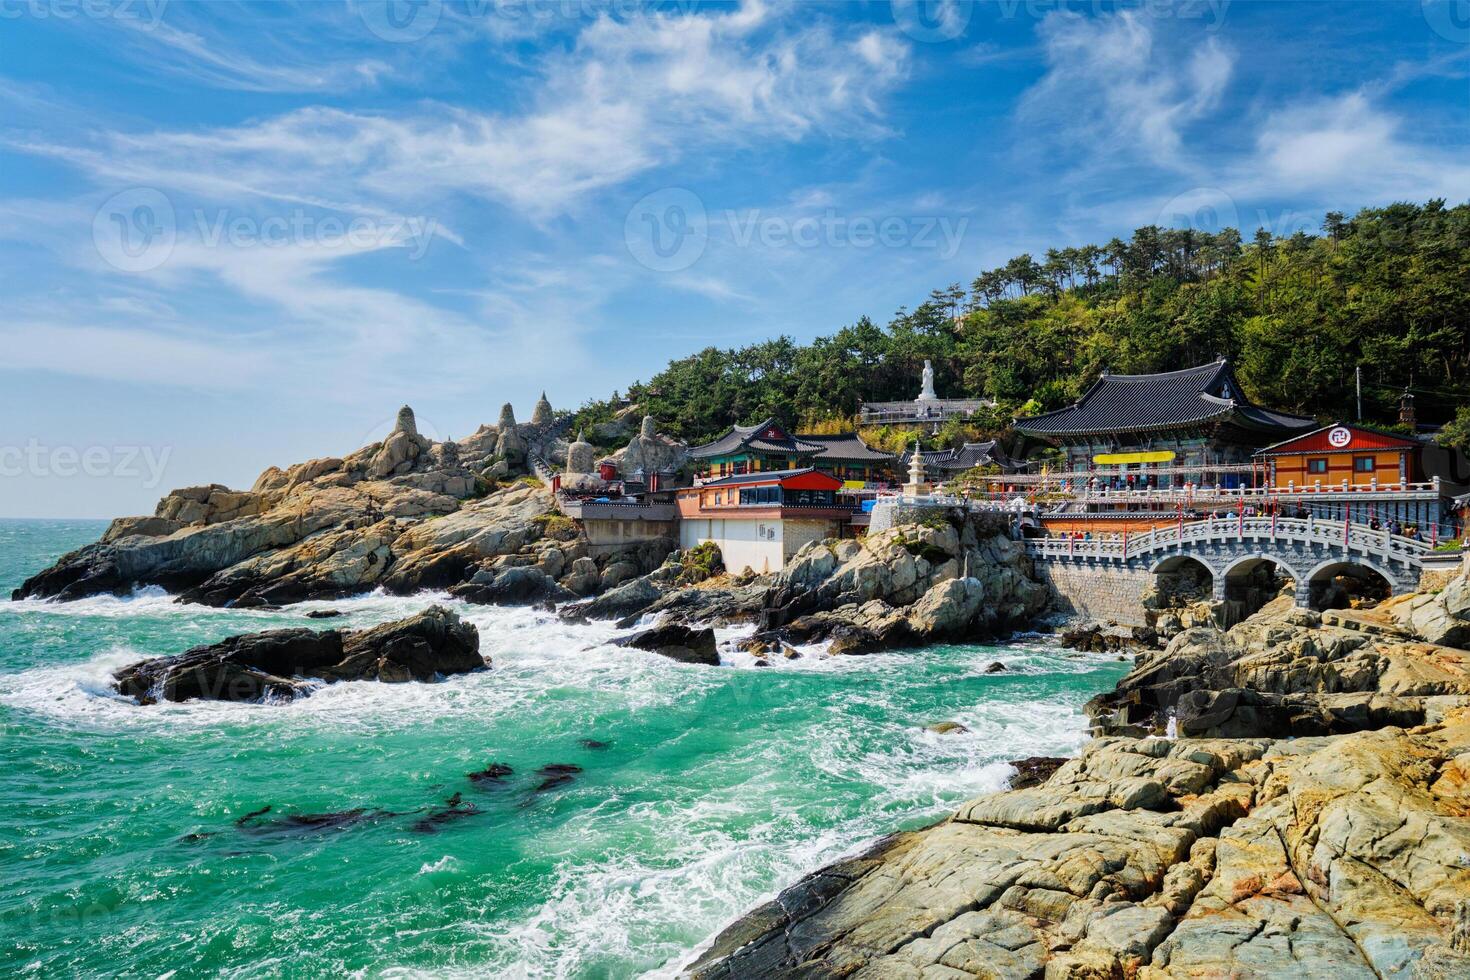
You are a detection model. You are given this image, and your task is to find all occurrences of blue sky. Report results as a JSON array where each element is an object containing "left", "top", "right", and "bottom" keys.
[{"left": 2, "top": 0, "right": 1467, "bottom": 517}]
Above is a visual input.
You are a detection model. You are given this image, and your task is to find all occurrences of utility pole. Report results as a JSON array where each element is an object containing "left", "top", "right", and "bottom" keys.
[{"left": 1355, "top": 366, "right": 1362, "bottom": 421}]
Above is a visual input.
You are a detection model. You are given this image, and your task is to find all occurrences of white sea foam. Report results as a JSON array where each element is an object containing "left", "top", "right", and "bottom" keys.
[{"left": 2, "top": 585, "right": 1122, "bottom": 980}]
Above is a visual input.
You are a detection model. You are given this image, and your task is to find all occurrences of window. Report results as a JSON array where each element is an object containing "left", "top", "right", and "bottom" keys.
[
  {"left": 1307, "top": 458, "right": 1328, "bottom": 474},
  {"left": 1353, "top": 456, "right": 1375, "bottom": 473}
]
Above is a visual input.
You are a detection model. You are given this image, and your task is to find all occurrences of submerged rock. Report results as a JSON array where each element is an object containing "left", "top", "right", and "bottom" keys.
[
  {"left": 467, "top": 763, "right": 514, "bottom": 784},
  {"left": 532, "top": 763, "right": 583, "bottom": 792},
  {"left": 234, "top": 805, "right": 393, "bottom": 836},
  {"left": 112, "top": 605, "right": 484, "bottom": 704},
  {"left": 411, "top": 792, "right": 479, "bottom": 833}
]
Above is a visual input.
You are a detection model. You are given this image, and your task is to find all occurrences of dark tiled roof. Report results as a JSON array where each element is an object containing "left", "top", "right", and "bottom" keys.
[
  {"left": 692, "top": 467, "right": 829, "bottom": 488},
  {"left": 799, "top": 432, "right": 897, "bottom": 462},
  {"left": 1015, "top": 360, "right": 1315, "bottom": 437},
  {"left": 902, "top": 441, "right": 1013, "bottom": 472},
  {"left": 688, "top": 418, "right": 826, "bottom": 459}
]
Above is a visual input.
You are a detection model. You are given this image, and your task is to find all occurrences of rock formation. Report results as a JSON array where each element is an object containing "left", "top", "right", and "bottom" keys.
[
  {"left": 493, "top": 403, "right": 527, "bottom": 469},
  {"left": 613, "top": 415, "right": 688, "bottom": 477},
  {"left": 566, "top": 430, "right": 595, "bottom": 475},
  {"left": 1088, "top": 594, "right": 1470, "bottom": 738},
  {"left": 751, "top": 511, "right": 1048, "bottom": 652},
  {"left": 689, "top": 560, "right": 1470, "bottom": 979},
  {"left": 11, "top": 415, "right": 668, "bottom": 607},
  {"left": 531, "top": 391, "right": 554, "bottom": 426},
  {"left": 687, "top": 722, "right": 1470, "bottom": 979},
  {"left": 112, "top": 605, "right": 483, "bottom": 704}
]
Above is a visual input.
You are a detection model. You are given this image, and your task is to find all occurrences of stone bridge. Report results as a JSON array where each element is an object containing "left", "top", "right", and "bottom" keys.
[{"left": 1024, "top": 516, "right": 1445, "bottom": 618}]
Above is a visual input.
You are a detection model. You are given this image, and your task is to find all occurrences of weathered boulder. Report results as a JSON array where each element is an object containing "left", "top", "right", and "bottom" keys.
[
  {"left": 112, "top": 606, "right": 484, "bottom": 704},
  {"left": 752, "top": 512, "right": 1048, "bottom": 650},
  {"left": 615, "top": 623, "right": 719, "bottom": 665},
  {"left": 686, "top": 725, "right": 1470, "bottom": 979},
  {"left": 1385, "top": 564, "right": 1470, "bottom": 649},
  {"left": 1088, "top": 596, "right": 1470, "bottom": 738}
]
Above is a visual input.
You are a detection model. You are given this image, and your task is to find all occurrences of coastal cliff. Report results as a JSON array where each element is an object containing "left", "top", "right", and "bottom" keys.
[
  {"left": 685, "top": 561, "right": 1470, "bottom": 978},
  {"left": 12, "top": 406, "right": 675, "bottom": 607}
]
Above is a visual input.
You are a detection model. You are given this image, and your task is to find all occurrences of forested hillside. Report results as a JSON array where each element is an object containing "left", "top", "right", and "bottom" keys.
[{"left": 576, "top": 200, "right": 1470, "bottom": 452}]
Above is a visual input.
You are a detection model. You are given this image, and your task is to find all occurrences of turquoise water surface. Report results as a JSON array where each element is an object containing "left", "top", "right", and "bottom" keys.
[{"left": 0, "top": 519, "right": 1127, "bottom": 978}]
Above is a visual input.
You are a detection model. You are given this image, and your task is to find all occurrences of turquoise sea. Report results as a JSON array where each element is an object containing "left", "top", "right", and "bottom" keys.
[{"left": 0, "top": 519, "right": 1128, "bottom": 978}]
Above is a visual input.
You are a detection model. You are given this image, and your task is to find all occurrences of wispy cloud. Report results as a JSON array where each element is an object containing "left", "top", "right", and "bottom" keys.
[{"left": 1019, "top": 10, "right": 1234, "bottom": 168}]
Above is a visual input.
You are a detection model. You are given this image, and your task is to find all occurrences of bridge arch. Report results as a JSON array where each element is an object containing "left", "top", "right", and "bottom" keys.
[
  {"left": 1220, "top": 554, "right": 1298, "bottom": 619},
  {"left": 1305, "top": 557, "right": 1394, "bottom": 611},
  {"left": 1149, "top": 554, "right": 1214, "bottom": 608}
]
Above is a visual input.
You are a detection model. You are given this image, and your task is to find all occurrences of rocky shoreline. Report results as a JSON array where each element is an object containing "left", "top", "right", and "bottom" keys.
[
  {"left": 682, "top": 560, "right": 1470, "bottom": 979},
  {"left": 112, "top": 605, "right": 484, "bottom": 704}
]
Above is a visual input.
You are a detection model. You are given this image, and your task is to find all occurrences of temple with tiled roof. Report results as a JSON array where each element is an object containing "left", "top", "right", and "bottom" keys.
[
  {"left": 688, "top": 418, "right": 828, "bottom": 480},
  {"left": 901, "top": 440, "right": 1019, "bottom": 478},
  {"left": 798, "top": 432, "right": 897, "bottom": 484},
  {"left": 1015, "top": 359, "right": 1316, "bottom": 489}
]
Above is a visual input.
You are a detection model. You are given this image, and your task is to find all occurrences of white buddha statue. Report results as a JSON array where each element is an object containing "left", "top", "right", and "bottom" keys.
[{"left": 918, "top": 359, "right": 938, "bottom": 401}]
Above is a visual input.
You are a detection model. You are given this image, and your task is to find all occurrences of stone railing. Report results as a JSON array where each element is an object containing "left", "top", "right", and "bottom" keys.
[{"left": 1024, "top": 516, "right": 1433, "bottom": 567}]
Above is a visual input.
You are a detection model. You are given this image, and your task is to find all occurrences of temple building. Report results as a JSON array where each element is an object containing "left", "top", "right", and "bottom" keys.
[
  {"left": 1015, "top": 359, "right": 1316, "bottom": 489},
  {"left": 1255, "top": 421, "right": 1467, "bottom": 532},
  {"left": 797, "top": 433, "right": 897, "bottom": 485},
  {"left": 688, "top": 418, "right": 825, "bottom": 480},
  {"left": 901, "top": 440, "right": 1019, "bottom": 480},
  {"left": 675, "top": 468, "right": 852, "bottom": 573}
]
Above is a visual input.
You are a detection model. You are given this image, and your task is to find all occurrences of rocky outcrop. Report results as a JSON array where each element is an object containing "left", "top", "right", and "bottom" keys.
[
  {"left": 745, "top": 512, "right": 1048, "bottom": 652},
  {"left": 615, "top": 623, "right": 719, "bottom": 665},
  {"left": 612, "top": 415, "right": 688, "bottom": 476},
  {"left": 1385, "top": 562, "right": 1470, "bottom": 649},
  {"left": 686, "top": 721, "right": 1470, "bottom": 979},
  {"left": 1087, "top": 595, "right": 1470, "bottom": 738},
  {"left": 112, "top": 606, "right": 484, "bottom": 704},
  {"left": 13, "top": 415, "right": 668, "bottom": 607}
]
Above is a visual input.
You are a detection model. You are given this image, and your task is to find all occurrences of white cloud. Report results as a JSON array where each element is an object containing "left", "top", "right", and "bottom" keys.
[
  {"left": 1246, "top": 92, "right": 1470, "bottom": 200},
  {"left": 14, "top": 4, "right": 909, "bottom": 221},
  {"left": 1020, "top": 10, "right": 1233, "bottom": 166}
]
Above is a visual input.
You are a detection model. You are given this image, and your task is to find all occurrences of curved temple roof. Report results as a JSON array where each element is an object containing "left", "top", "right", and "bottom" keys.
[
  {"left": 1014, "top": 359, "right": 1315, "bottom": 438},
  {"left": 688, "top": 418, "right": 827, "bottom": 459}
]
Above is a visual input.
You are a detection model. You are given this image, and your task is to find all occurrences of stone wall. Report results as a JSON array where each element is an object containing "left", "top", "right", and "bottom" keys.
[
  {"left": 1031, "top": 560, "right": 1153, "bottom": 626},
  {"left": 1419, "top": 553, "right": 1469, "bottom": 593}
]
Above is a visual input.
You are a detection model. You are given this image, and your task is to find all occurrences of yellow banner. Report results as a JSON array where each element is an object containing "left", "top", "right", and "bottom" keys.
[
  {"left": 842, "top": 480, "right": 867, "bottom": 490},
  {"left": 1093, "top": 450, "right": 1176, "bottom": 465}
]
